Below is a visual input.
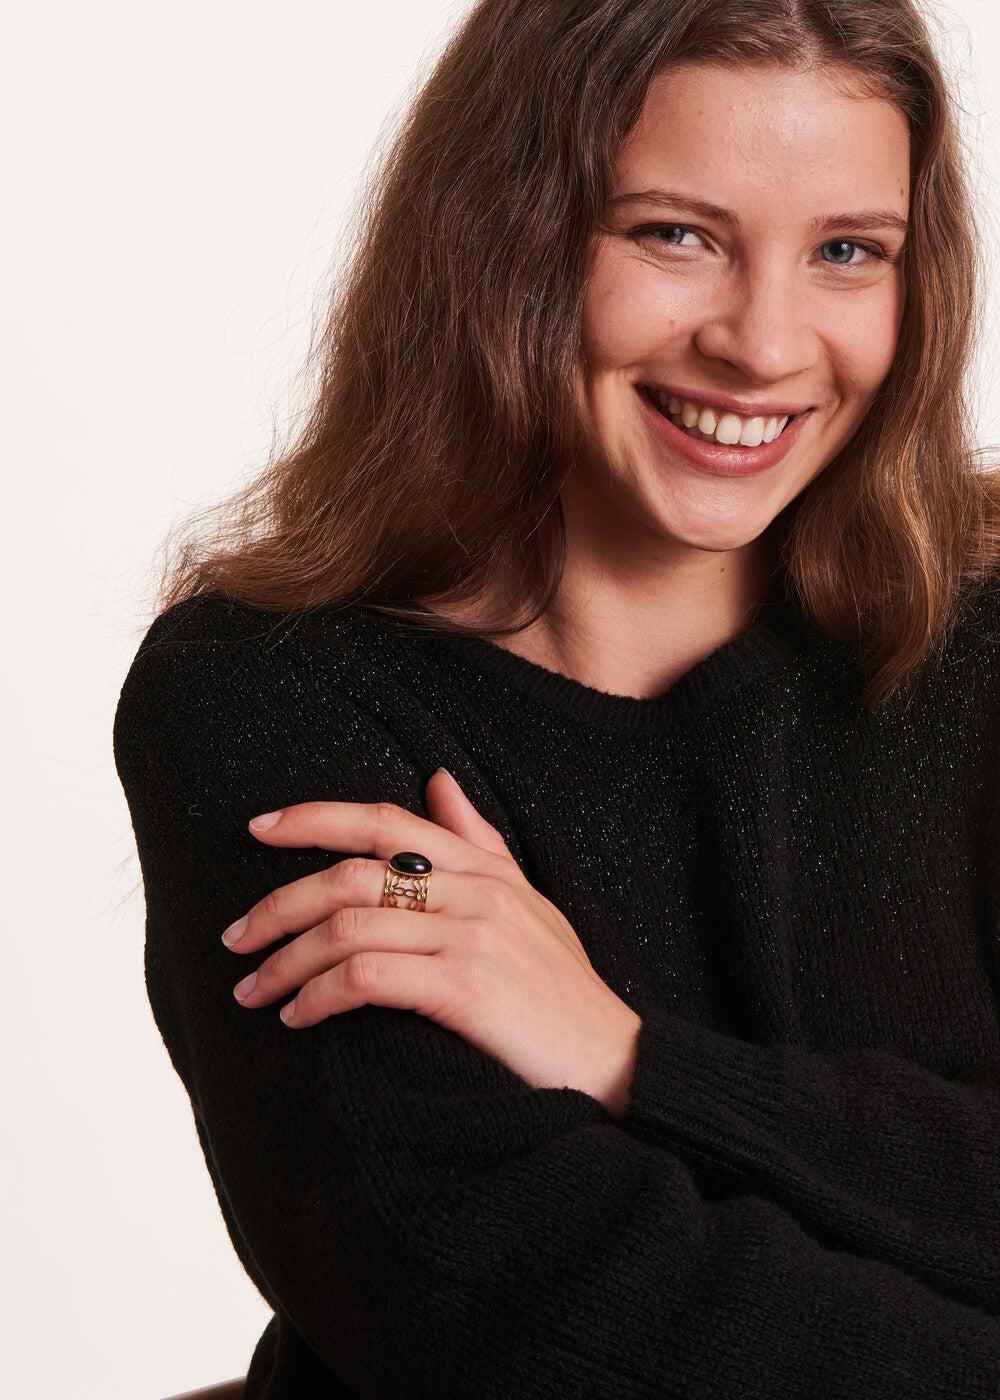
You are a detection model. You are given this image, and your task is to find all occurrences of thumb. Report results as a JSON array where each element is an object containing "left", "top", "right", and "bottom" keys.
[{"left": 425, "top": 768, "right": 516, "bottom": 862}]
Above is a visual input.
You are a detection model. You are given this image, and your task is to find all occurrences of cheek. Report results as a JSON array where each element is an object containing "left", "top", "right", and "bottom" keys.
[
  {"left": 830, "top": 281, "right": 905, "bottom": 404},
  {"left": 580, "top": 252, "right": 688, "bottom": 371}
]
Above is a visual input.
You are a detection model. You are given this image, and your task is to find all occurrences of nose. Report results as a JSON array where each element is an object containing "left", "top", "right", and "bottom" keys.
[{"left": 693, "top": 265, "right": 819, "bottom": 386}]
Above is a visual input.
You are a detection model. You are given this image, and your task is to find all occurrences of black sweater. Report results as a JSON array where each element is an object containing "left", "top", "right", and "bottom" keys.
[{"left": 113, "top": 586, "right": 1000, "bottom": 1398}]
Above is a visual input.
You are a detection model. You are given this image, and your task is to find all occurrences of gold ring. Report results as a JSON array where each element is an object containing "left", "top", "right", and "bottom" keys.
[{"left": 380, "top": 852, "right": 433, "bottom": 911}]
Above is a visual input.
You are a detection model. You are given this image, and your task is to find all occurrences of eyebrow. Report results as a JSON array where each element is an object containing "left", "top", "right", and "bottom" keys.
[{"left": 608, "top": 189, "right": 909, "bottom": 238}]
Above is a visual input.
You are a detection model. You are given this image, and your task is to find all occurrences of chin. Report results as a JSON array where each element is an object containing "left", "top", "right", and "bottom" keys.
[
  {"left": 657, "top": 515, "right": 772, "bottom": 555},
  {"left": 629, "top": 479, "right": 784, "bottom": 555}
]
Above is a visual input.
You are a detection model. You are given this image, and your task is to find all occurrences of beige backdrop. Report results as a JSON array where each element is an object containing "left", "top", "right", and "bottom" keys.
[{"left": 4, "top": 1, "right": 998, "bottom": 1396}]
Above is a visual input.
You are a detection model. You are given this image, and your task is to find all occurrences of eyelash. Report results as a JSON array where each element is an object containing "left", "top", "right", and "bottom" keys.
[{"left": 631, "top": 223, "right": 894, "bottom": 267}]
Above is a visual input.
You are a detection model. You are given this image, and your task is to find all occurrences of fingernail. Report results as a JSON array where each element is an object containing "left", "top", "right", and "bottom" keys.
[
  {"left": 279, "top": 1000, "right": 297, "bottom": 1025},
  {"left": 250, "top": 810, "right": 282, "bottom": 832},
  {"left": 434, "top": 767, "right": 461, "bottom": 789},
  {"left": 222, "top": 915, "right": 248, "bottom": 948},
  {"left": 234, "top": 972, "right": 257, "bottom": 1001}
]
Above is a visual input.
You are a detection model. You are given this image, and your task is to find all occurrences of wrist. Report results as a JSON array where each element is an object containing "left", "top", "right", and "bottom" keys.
[{"left": 598, "top": 1008, "right": 642, "bottom": 1123}]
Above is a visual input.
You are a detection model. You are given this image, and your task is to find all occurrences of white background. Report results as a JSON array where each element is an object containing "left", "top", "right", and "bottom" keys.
[{"left": 4, "top": 2, "right": 1000, "bottom": 1397}]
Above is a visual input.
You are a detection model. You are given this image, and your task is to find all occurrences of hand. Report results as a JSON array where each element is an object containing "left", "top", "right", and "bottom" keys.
[{"left": 223, "top": 769, "right": 642, "bottom": 1121}]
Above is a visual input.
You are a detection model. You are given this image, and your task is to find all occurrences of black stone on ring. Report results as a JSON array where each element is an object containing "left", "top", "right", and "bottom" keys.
[{"left": 388, "top": 852, "right": 433, "bottom": 875}]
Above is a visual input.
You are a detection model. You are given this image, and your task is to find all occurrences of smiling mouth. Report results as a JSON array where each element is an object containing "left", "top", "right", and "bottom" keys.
[{"left": 641, "top": 386, "right": 796, "bottom": 447}]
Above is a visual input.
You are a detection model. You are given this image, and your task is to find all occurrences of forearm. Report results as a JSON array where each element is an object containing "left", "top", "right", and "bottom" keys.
[{"left": 622, "top": 1004, "right": 1000, "bottom": 1311}]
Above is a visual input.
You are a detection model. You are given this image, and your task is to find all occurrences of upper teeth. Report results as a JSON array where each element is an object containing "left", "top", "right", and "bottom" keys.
[{"left": 655, "top": 390, "right": 789, "bottom": 447}]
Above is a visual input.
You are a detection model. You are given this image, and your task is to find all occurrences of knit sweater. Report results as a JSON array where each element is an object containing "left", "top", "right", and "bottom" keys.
[{"left": 113, "top": 584, "right": 1000, "bottom": 1399}]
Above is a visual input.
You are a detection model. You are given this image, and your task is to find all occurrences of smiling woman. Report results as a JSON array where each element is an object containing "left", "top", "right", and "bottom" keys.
[
  {"left": 115, "top": 1, "right": 1000, "bottom": 1397},
  {"left": 557, "top": 60, "right": 913, "bottom": 691}
]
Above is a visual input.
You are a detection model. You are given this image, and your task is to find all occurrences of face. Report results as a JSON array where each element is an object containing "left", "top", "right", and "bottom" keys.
[{"left": 572, "top": 61, "right": 910, "bottom": 561}]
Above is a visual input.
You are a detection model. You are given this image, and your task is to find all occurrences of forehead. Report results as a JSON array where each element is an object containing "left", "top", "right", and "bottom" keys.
[{"left": 616, "top": 62, "right": 910, "bottom": 219}]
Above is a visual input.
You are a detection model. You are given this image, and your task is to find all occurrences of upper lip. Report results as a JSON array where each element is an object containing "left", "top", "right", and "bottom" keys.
[{"left": 641, "top": 382, "right": 814, "bottom": 419}]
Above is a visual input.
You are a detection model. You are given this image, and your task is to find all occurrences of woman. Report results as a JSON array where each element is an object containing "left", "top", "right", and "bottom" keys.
[{"left": 115, "top": 0, "right": 1000, "bottom": 1395}]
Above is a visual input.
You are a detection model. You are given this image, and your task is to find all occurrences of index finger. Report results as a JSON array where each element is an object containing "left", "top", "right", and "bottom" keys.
[{"left": 248, "top": 799, "right": 511, "bottom": 876}]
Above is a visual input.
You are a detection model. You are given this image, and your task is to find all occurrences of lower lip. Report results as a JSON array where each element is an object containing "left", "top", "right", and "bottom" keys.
[{"left": 636, "top": 387, "right": 811, "bottom": 478}]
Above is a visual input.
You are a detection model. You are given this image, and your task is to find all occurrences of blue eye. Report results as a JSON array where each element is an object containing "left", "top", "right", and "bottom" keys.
[
  {"left": 646, "top": 225, "right": 703, "bottom": 247},
  {"left": 820, "top": 240, "right": 862, "bottom": 265}
]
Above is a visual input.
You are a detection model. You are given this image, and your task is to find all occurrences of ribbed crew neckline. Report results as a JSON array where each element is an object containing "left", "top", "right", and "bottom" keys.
[{"left": 393, "top": 595, "right": 814, "bottom": 735}]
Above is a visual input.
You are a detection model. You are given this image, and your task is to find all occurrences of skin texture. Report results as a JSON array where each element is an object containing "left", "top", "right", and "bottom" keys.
[{"left": 225, "top": 64, "right": 912, "bottom": 1114}]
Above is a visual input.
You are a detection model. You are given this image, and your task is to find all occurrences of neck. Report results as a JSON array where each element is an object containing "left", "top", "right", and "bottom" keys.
[{"left": 418, "top": 486, "right": 775, "bottom": 700}]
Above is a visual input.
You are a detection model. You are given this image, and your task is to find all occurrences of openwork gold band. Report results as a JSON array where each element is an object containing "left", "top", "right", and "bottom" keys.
[{"left": 380, "top": 853, "right": 433, "bottom": 911}]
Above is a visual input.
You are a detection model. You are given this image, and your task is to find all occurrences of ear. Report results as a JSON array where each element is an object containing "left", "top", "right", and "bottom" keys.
[{"left": 424, "top": 768, "right": 516, "bottom": 862}]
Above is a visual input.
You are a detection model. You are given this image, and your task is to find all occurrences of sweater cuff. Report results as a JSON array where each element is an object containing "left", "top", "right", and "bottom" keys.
[{"left": 622, "top": 1004, "right": 787, "bottom": 1161}]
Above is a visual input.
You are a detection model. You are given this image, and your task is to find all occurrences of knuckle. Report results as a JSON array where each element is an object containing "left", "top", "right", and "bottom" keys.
[
  {"left": 323, "top": 857, "right": 367, "bottom": 894},
  {"left": 373, "top": 801, "right": 405, "bottom": 833},
  {"left": 346, "top": 855, "right": 376, "bottom": 887},
  {"left": 256, "top": 888, "right": 281, "bottom": 931},
  {"left": 345, "top": 949, "right": 380, "bottom": 991},
  {"left": 481, "top": 875, "right": 519, "bottom": 919},
  {"left": 325, "top": 905, "right": 361, "bottom": 944},
  {"left": 321, "top": 862, "right": 348, "bottom": 895}
]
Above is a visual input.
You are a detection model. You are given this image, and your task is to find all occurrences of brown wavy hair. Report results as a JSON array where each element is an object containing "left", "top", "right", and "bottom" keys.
[{"left": 155, "top": 0, "right": 1000, "bottom": 711}]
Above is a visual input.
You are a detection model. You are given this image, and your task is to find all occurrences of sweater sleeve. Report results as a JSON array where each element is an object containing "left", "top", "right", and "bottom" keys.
[
  {"left": 113, "top": 626, "right": 1000, "bottom": 1400},
  {"left": 622, "top": 1008, "right": 1000, "bottom": 1316}
]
